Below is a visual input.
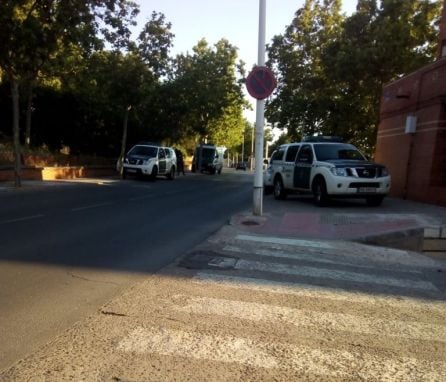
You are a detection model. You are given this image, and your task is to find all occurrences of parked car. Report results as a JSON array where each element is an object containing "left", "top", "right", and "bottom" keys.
[
  {"left": 236, "top": 161, "right": 247, "bottom": 170},
  {"left": 121, "top": 143, "right": 177, "bottom": 181},
  {"left": 264, "top": 136, "right": 391, "bottom": 206}
]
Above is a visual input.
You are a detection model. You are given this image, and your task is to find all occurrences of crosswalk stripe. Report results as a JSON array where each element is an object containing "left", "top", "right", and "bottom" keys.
[
  {"left": 223, "top": 245, "right": 423, "bottom": 274},
  {"left": 235, "top": 234, "right": 441, "bottom": 269},
  {"left": 192, "top": 273, "right": 446, "bottom": 316},
  {"left": 235, "top": 259, "right": 438, "bottom": 291},
  {"left": 118, "top": 327, "right": 279, "bottom": 369},
  {"left": 236, "top": 234, "right": 333, "bottom": 249},
  {"left": 117, "top": 327, "right": 446, "bottom": 380},
  {"left": 172, "top": 295, "right": 446, "bottom": 343}
]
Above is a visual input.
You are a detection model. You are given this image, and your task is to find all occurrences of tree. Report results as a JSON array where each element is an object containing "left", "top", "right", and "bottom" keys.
[
  {"left": 322, "top": 0, "right": 442, "bottom": 152},
  {"left": 0, "top": 0, "right": 139, "bottom": 186},
  {"left": 134, "top": 11, "right": 174, "bottom": 78},
  {"left": 266, "top": 0, "right": 344, "bottom": 139},
  {"left": 172, "top": 39, "right": 246, "bottom": 145},
  {"left": 266, "top": 0, "right": 441, "bottom": 154}
]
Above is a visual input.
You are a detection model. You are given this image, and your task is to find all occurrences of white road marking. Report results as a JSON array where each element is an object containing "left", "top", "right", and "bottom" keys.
[
  {"left": 223, "top": 245, "right": 423, "bottom": 274},
  {"left": 117, "top": 327, "right": 446, "bottom": 380},
  {"left": 193, "top": 273, "right": 446, "bottom": 316},
  {"left": 71, "top": 202, "right": 115, "bottom": 212},
  {"left": 236, "top": 234, "right": 333, "bottom": 249},
  {"left": 173, "top": 295, "right": 446, "bottom": 343},
  {"left": 235, "top": 259, "right": 438, "bottom": 291},
  {"left": 0, "top": 214, "right": 45, "bottom": 225},
  {"left": 117, "top": 327, "right": 278, "bottom": 369}
]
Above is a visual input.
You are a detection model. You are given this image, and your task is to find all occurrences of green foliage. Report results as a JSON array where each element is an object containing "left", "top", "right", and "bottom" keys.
[
  {"left": 266, "top": 0, "right": 442, "bottom": 154},
  {"left": 171, "top": 38, "right": 247, "bottom": 148},
  {"left": 133, "top": 11, "right": 174, "bottom": 78},
  {"left": 0, "top": 2, "right": 250, "bottom": 161}
]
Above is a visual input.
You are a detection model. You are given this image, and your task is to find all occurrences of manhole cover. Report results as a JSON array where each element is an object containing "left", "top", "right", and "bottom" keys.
[{"left": 241, "top": 220, "right": 260, "bottom": 226}]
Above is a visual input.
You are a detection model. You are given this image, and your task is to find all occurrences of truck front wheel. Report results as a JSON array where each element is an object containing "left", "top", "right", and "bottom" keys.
[
  {"left": 273, "top": 177, "right": 287, "bottom": 200},
  {"left": 150, "top": 166, "right": 158, "bottom": 181},
  {"left": 313, "top": 177, "right": 329, "bottom": 206}
]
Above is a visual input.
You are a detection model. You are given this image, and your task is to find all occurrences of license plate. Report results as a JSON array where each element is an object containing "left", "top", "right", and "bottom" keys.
[
  {"left": 358, "top": 187, "right": 376, "bottom": 193},
  {"left": 126, "top": 169, "right": 137, "bottom": 173}
]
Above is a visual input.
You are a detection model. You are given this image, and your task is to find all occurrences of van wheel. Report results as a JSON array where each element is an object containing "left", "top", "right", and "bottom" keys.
[
  {"left": 313, "top": 177, "right": 329, "bottom": 206},
  {"left": 274, "top": 177, "right": 287, "bottom": 200}
]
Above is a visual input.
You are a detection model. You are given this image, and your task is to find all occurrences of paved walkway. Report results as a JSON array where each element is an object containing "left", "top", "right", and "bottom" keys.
[{"left": 1, "top": 181, "right": 446, "bottom": 381}]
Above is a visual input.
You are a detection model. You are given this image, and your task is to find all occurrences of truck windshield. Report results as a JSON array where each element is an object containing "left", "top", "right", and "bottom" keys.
[
  {"left": 314, "top": 144, "right": 365, "bottom": 161},
  {"left": 128, "top": 145, "right": 157, "bottom": 158}
]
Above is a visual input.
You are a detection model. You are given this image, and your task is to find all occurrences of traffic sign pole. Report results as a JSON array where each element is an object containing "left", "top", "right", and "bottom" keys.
[{"left": 253, "top": 0, "right": 266, "bottom": 216}]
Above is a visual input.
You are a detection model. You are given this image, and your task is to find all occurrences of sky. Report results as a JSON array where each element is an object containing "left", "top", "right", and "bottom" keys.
[{"left": 133, "top": 0, "right": 359, "bottom": 121}]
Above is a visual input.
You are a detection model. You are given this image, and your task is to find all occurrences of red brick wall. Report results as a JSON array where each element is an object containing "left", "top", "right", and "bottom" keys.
[{"left": 377, "top": 59, "right": 446, "bottom": 205}]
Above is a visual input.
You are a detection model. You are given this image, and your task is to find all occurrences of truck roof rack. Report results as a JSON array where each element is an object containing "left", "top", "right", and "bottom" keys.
[
  {"left": 302, "top": 136, "right": 344, "bottom": 143},
  {"left": 137, "top": 141, "right": 160, "bottom": 146}
]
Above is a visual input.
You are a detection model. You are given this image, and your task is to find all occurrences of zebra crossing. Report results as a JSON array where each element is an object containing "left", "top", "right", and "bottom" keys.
[{"left": 116, "top": 234, "right": 446, "bottom": 381}]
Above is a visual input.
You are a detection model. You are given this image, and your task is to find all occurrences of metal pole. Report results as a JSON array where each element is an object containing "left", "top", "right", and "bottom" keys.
[
  {"left": 241, "top": 130, "right": 245, "bottom": 162},
  {"left": 250, "top": 126, "right": 254, "bottom": 171},
  {"left": 253, "top": 0, "right": 266, "bottom": 216}
]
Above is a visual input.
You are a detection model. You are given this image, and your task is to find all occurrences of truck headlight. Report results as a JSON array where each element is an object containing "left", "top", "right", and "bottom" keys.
[
  {"left": 381, "top": 167, "right": 389, "bottom": 177},
  {"left": 330, "top": 167, "right": 348, "bottom": 176}
]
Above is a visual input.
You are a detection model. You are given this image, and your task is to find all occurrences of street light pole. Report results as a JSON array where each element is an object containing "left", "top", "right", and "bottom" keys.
[
  {"left": 241, "top": 129, "right": 245, "bottom": 163},
  {"left": 253, "top": 0, "right": 266, "bottom": 216}
]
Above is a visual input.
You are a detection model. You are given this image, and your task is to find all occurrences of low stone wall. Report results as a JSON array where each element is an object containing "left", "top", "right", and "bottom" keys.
[
  {"left": 0, "top": 166, "right": 43, "bottom": 181},
  {"left": 0, "top": 166, "right": 116, "bottom": 181},
  {"left": 42, "top": 166, "right": 116, "bottom": 180}
]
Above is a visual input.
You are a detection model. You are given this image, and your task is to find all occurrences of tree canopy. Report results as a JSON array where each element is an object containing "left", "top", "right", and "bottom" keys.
[
  {"left": 0, "top": 1, "right": 249, "bottom": 182},
  {"left": 266, "top": 0, "right": 442, "bottom": 154},
  {"left": 1, "top": 0, "right": 442, "bottom": 182}
]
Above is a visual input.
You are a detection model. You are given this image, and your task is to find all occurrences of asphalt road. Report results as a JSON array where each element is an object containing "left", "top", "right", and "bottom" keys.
[{"left": 0, "top": 170, "right": 253, "bottom": 371}]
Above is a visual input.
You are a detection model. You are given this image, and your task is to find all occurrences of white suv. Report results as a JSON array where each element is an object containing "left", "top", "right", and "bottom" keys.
[
  {"left": 264, "top": 137, "right": 391, "bottom": 206},
  {"left": 122, "top": 143, "right": 177, "bottom": 181}
]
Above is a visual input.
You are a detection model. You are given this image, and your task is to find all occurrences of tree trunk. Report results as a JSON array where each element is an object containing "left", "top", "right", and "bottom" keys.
[
  {"left": 118, "top": 106, "right": 131, "bottom": 173},
  {"left": 25, "top": 85, "right": 33, "bottom": 147},
  {"left": 11, "top": 78, "right": 22, "bottom": 187}
]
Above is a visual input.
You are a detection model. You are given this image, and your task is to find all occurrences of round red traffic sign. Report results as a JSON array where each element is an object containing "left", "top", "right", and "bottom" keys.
[{"left": 246, "top": 66, "right": 277, "bottom": 100}]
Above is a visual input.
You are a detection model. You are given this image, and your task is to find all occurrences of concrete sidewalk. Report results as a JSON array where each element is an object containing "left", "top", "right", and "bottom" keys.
[
  {"left": 1, "top": 205, "right": 445, "bottom": 381},
  {"left": 233, "top": 194, "right": 446, "bottom": 255},
  {"left": 1, "top": 184, "right": 446, "bottom": 381}
]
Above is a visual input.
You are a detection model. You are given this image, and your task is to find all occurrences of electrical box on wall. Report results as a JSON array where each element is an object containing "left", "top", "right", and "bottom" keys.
[{"left": 405, "top": 115, "right": 417, "bottom": 134}]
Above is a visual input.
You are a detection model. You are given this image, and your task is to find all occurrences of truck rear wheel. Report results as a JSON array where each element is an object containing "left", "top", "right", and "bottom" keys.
[{"left": 167, "top": 166, "right": 175, "bottom": 180}]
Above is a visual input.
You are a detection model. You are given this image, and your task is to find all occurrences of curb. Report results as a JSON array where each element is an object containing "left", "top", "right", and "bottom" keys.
[{"left": 353, "top": 227, "right": 425, "bottom": 252}]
